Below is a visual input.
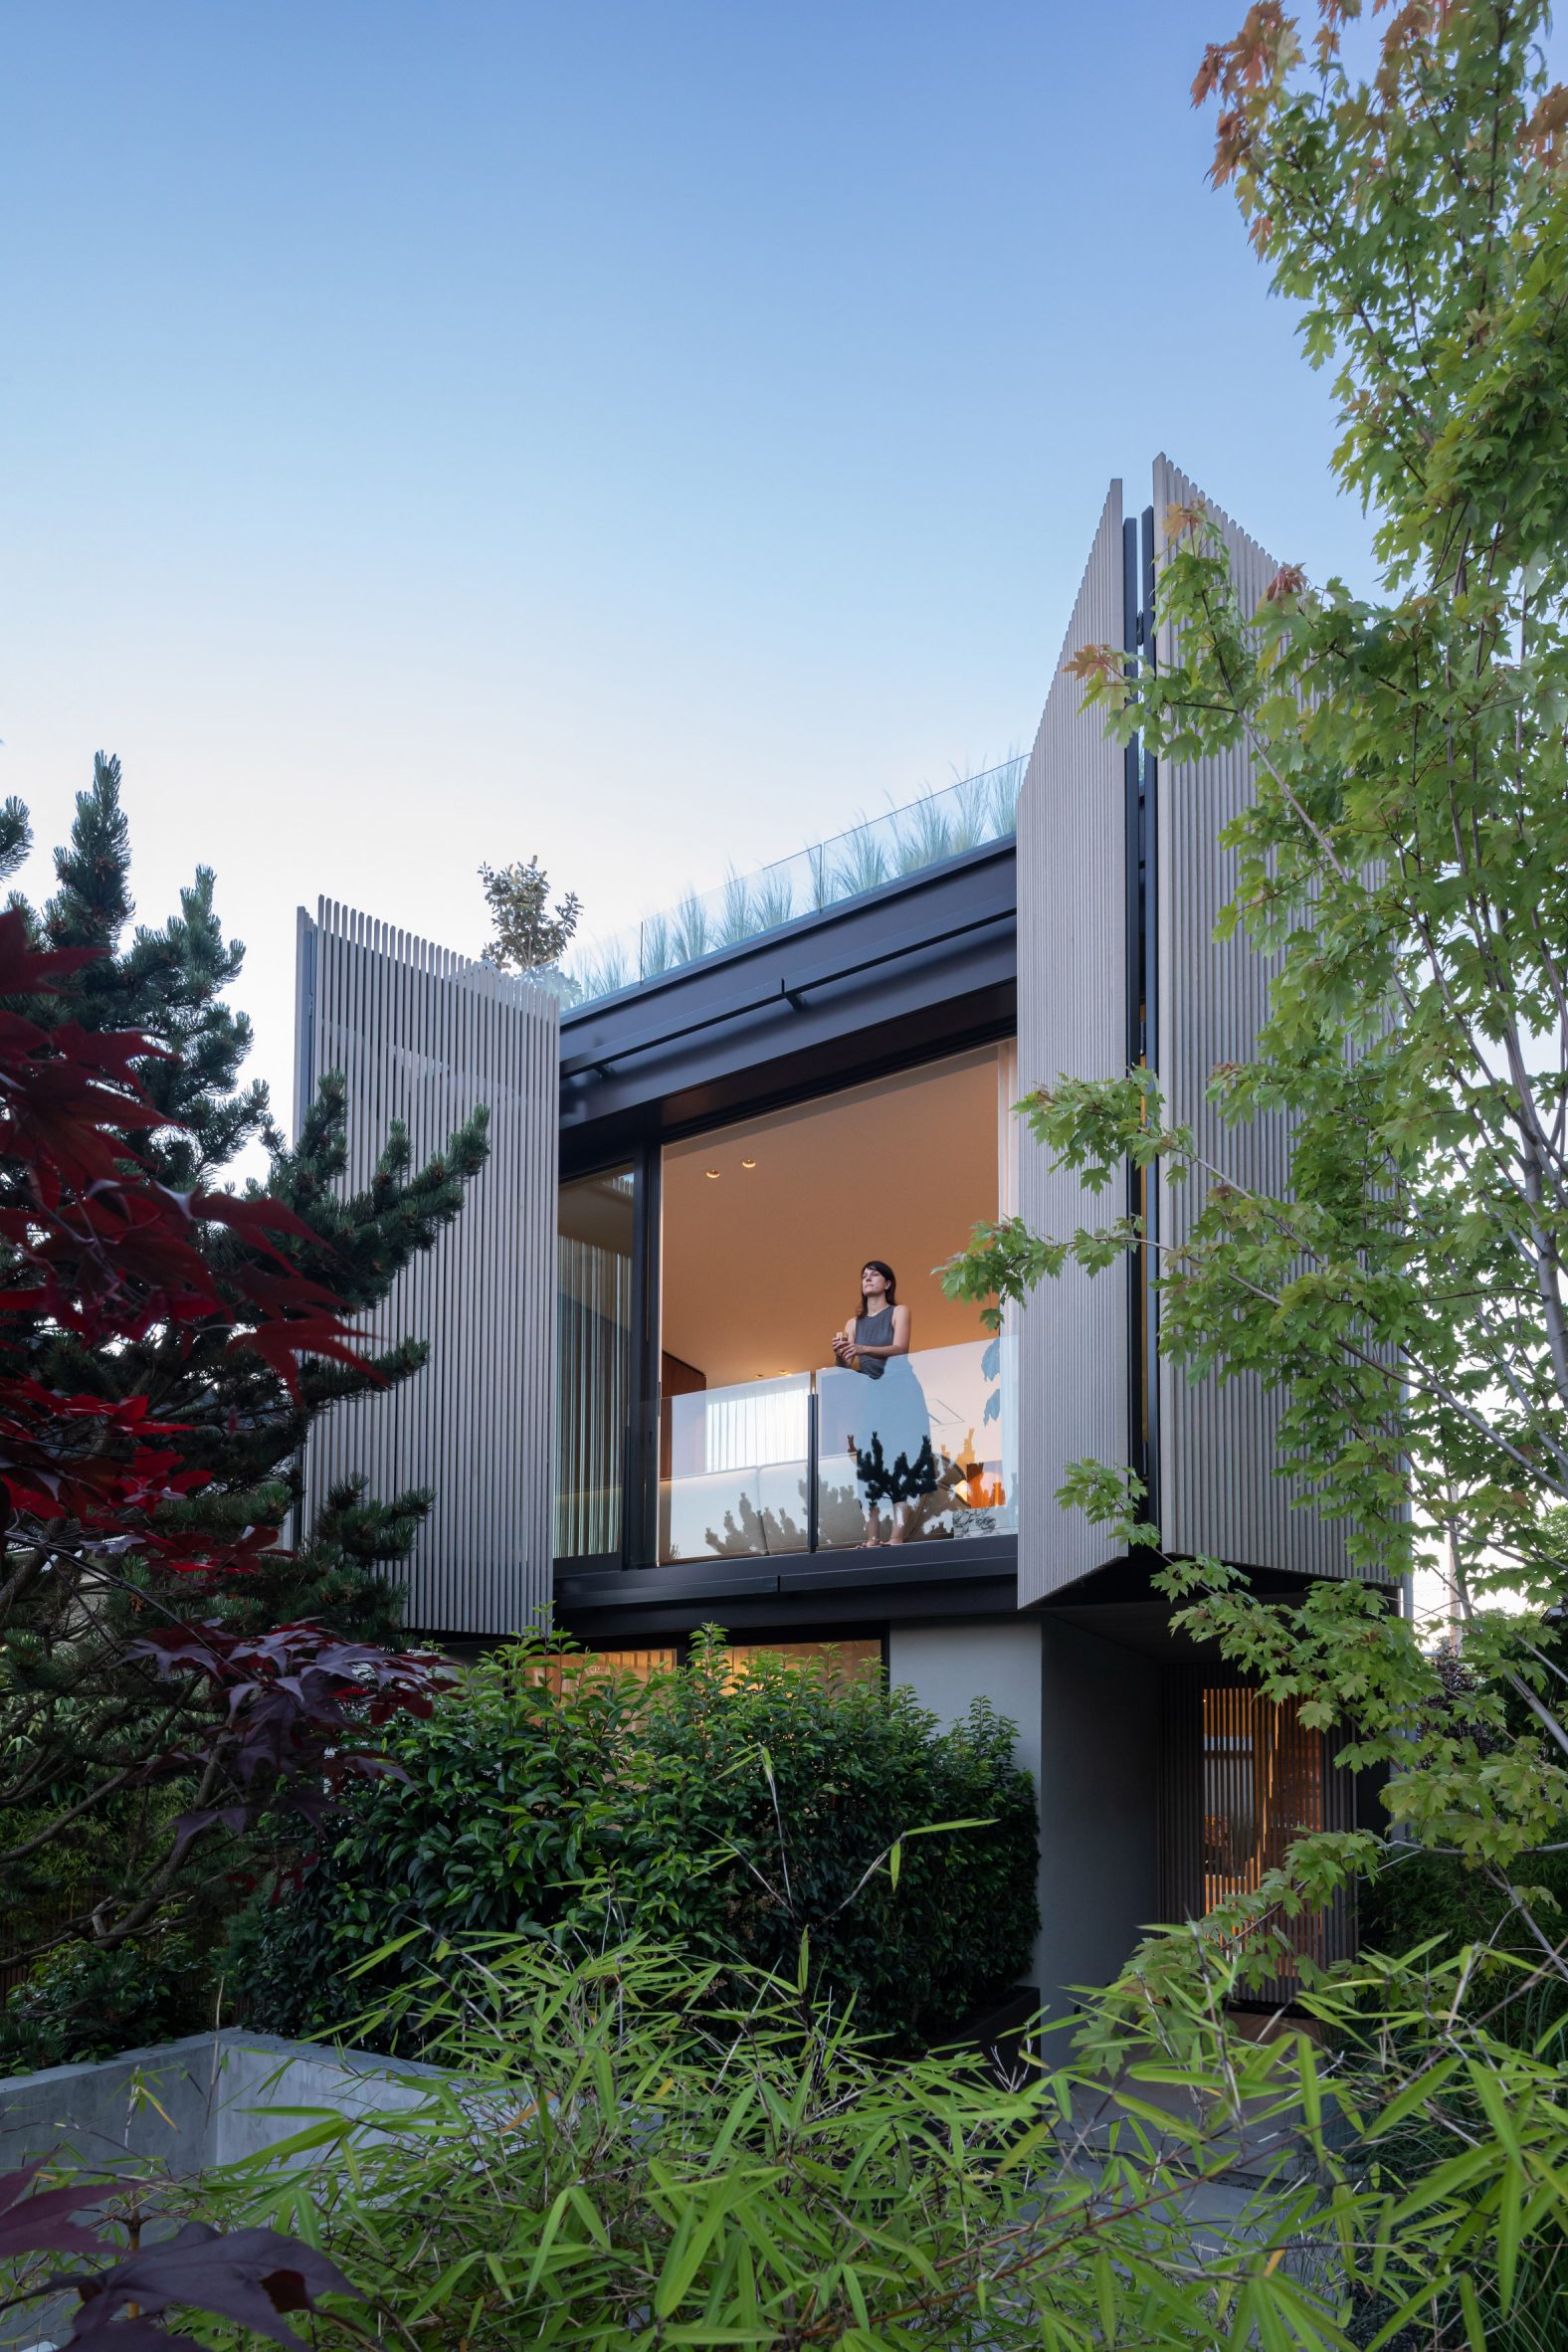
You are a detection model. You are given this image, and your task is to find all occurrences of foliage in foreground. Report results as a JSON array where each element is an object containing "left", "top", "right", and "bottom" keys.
[
  {"left": 10, "top": 1937, "right": 1558, "bottom": 2352},
  {"left": 2, "top": 755, "right": 491, "bottom": 1651},
  {"left": 929, "top": 0, "right": 1568, "bottom": 2340},
  {"left": 3, "top": 755, "right": 491, "bottom": 2058},
  {"left": 234, "top": 1633, "right": 1040, "bottom": 2052},
  {"left": 942, "top": 0, "right": 1568, "bottom": 2014},
  {"left": 0, "top": 897, "right": 448, "bottom": 2072}
]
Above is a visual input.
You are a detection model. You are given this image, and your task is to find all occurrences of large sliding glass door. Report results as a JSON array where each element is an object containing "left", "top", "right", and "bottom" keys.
[
  {"left": 655, "top": 1047, "right": 1014, "bottom": 1562},
  {"left": 555, "top": 1049, "right": 1017, "bottom": 1570}
]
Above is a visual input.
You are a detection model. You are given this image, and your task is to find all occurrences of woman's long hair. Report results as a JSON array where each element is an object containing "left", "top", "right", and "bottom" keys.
[{"left": 858, "top": 1260, "right": 898, "bottom": 1318}]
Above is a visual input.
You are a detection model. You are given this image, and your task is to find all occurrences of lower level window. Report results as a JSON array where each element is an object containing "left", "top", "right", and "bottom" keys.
[{"left": 719, "top": 1638, "right": 881, "bottom": 1684}]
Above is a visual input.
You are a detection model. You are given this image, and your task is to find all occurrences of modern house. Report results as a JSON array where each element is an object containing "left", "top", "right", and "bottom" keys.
[{"left": 293, "top": 460, "right": 1374, "bottom": 2008}]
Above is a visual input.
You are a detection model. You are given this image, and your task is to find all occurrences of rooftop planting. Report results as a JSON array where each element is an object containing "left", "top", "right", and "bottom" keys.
[{"left": 557, "top": 751, "right": 1024, "bottom": 1007}]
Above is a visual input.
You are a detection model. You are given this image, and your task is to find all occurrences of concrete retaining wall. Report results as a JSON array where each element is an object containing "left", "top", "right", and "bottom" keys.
[{"left": 0, "top": 2028, "right": 448, "bottom": 2180}]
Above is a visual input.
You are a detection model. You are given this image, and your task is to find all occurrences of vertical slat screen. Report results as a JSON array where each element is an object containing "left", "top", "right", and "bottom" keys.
[
  {"left": 294, "top": 899, "right": 559, "bottom": 1637},
  {"left": 1151, "top": 457, "right": 1352, "bottom": 1579},
  {"left": 1159, "top": 1668, "right": 1357, "bottom": 2003},
  {"left": 1015, "top": 485, "right": 1130, "bottom": 1604}
]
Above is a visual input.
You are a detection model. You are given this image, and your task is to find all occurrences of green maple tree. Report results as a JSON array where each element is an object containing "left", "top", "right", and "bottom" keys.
[{"left": 943, "top": 0, "right": 1568, "bottom": 2024}]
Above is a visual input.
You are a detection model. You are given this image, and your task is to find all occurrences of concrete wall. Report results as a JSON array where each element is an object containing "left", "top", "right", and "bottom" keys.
[
  {"left": 888, "top": 1616, "right": 1162, "bottom": 2015},
  {"left": 887, "top": 1619, "right": 1047, "bottom": 1989},
  {"left": 0, "top": 2028, "right": 447, "bottom": 2181},
  {"left": 1036, "top": 1618, "right": 1161, "bottom": 2013}
]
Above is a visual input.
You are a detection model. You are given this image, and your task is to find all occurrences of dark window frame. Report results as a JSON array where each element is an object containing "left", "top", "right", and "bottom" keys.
[{"left": 554, "top": 1035, "right": 1017, "bottom": 1580}]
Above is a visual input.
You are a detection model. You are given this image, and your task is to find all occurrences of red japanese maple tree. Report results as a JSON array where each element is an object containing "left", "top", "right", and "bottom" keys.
[{"left": 0, "top": 910, "right": 448, "bottom": 1975}]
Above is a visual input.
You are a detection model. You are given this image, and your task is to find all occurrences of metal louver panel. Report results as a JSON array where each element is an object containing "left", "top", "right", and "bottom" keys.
[
  {"left": 1016, "top": 484, "right": 1129, "bottom": 1604},
  {"left": 294, "top": 900, "right": 559, "bottom": 1637},
  {"left": 1151, "top": 457, "right": 1351, "bottom": 1577}
]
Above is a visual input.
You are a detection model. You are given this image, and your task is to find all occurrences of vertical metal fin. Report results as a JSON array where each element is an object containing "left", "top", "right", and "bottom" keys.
[
  {"left": 1016, "top": 484, "right": 1129, "bottom": 1604},
  {"left": 294, "top": 902, "right": 560, "bottom": 1636},
  {"left": 1151, "top": 457, "right": 1352, "bottom": 1577}
]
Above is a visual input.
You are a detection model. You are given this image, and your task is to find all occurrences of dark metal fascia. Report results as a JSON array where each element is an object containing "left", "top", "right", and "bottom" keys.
[
  {"left": 553, "top": 1532, "right": 1018, "bottom": 1610},
  {"left": 561, "top": 835, "right": 1012, "bottom": 1033},
  {"left": 554, "top": 1571, "right": 1020, "bottom": 1641},
  {"left": 560, "top": 902, "right": 1013, "bottom": 1079}
]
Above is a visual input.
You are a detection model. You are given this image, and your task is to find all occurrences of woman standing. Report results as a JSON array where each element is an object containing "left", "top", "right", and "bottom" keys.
[{"left": 832, "top": 1261, "right": 937, "bottom": 1545}]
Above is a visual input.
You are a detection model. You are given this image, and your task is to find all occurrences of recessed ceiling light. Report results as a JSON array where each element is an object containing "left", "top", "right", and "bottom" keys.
[
  {"left": 705, "top": 1167, "right": 720, "bottom": 1179},
  {"left": 741, "top": 1157, "right": 757, "bottom": 1169}
]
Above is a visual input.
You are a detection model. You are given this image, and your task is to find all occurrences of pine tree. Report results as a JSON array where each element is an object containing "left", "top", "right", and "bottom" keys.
[{"left": 7, "top": 755, "right": 489, "bottom": 1640}]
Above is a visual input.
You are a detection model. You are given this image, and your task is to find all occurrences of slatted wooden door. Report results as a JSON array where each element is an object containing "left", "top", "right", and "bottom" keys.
[{"left": 1160, "top": 1667, "right": 1357, "bottom": 2000}]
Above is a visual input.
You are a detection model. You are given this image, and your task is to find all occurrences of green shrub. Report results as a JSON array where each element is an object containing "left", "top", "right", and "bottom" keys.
[
  {"left": 232, "top": 1633, "right": 1039, "bottom": 2049},
  {"left": 2, "top": 1779, "right": 235, "bottom": 2068},
  {"left": 199, "top": 1938, "right": 1568, "bottom": 2352},
  {"left": 1360, "top": 1845, "right": 1568, "bottom": 2051},
  {"left": 2, "top": 1926, "right": 216, "bottom": 2068}
]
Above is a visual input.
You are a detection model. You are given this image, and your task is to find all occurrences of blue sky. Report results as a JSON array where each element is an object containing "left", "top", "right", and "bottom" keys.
[{"left": 3, "top": 2, "right": 1380, "bottom": 1131}]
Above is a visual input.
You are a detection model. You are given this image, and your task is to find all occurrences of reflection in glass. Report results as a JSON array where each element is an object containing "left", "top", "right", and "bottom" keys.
[
  {"left": 816, "top": 1335, "right": 1014, "bottom": 1549},
  {"left": 655, "top": 1339, "right": 1013, "bottom": 1563},
  {"left": 555, "top": 1168, "right": 635, "bottom": 1559},
  {"left": 660, "top": 1375, "right": 810, "bottom": 1561},
  {"left": 652, "top": 1044, "right": 1015, "bottom": 1564}
]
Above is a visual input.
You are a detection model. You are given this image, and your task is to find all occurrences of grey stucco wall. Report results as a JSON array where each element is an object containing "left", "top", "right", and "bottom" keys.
[
  {"left": 1036, "top": 1617, "right": 1162, "bottom": 2013},
  {"left": 887, "top": 1619, "right": 1047, "bottom": 1989},
  {"left": 889, "top": 1617, "right": 1163, "bottom": 2013}
]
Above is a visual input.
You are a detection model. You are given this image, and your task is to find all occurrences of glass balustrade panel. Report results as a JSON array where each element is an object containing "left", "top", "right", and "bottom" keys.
[
  {"left": 815, "top": 1334, "right": 1014, "bottom": 1550},
  {"left": 562, "top": 757, "right": 1026, "bottom": 1008},
  {"left": 658, "top": 1373, "right": 811, "bottom": 1563}
]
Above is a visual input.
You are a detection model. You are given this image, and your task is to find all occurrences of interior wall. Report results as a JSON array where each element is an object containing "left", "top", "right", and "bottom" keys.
[
  {"left": 661, "top": 1048, "right": 1002, "bottom": 1390},
  {"left": 1036, "top": 1618, "right": 1162, "bottom": 2014}
]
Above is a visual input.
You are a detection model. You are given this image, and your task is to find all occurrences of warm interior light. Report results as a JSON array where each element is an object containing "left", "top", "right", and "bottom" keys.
[
  {"left": 741, "top": 1157, "right": 756, "bottom": 1168},
  {"left": 704, "top": 1168, "right": 720, "bottom": 1179}
]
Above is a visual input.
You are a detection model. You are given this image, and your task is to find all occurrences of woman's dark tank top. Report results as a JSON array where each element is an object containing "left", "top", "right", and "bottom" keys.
[{"left": 855, "top": 1305, "right": 894, "bottom": 1378}]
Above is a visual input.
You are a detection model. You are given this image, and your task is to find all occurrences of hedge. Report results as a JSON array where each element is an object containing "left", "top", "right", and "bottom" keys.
[{"left": 233, "top": 1631, "right": 1039, "bottom": 2049}]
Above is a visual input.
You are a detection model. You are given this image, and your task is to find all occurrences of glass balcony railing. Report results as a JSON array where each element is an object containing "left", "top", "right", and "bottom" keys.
[
  {"left": 657, "top": 1336, "right": 1015, "bottom": 1565},
  {"left": 557, "top": 756, "right": 1024, "bottom": 1011}
]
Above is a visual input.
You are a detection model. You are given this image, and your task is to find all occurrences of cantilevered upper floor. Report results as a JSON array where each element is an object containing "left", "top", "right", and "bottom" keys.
[{"left": 293, "top": 458, "right": 1359, "bottom": 1643}]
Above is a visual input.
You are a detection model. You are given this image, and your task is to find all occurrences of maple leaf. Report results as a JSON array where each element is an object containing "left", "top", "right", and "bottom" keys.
[
  {"left": 1063, "top": 642, "right": 1121, "bottom": 685},
  {"left": 0, "top": 2163, "right": 113, "bottom": 2261},
  {"left": 67, "top": 2221, "right": 358, "bottom": 2352},
  {"left": 1163, "top": 499, "right": 1209, "bottom": 545},
  {"left": 1522, "top": 84, "right": 1568, "bottom": 163}
]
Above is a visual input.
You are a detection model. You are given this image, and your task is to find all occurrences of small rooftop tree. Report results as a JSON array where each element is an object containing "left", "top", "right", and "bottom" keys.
[{"left": 479, "top": 854, "right": 582, "bottom": 974}]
